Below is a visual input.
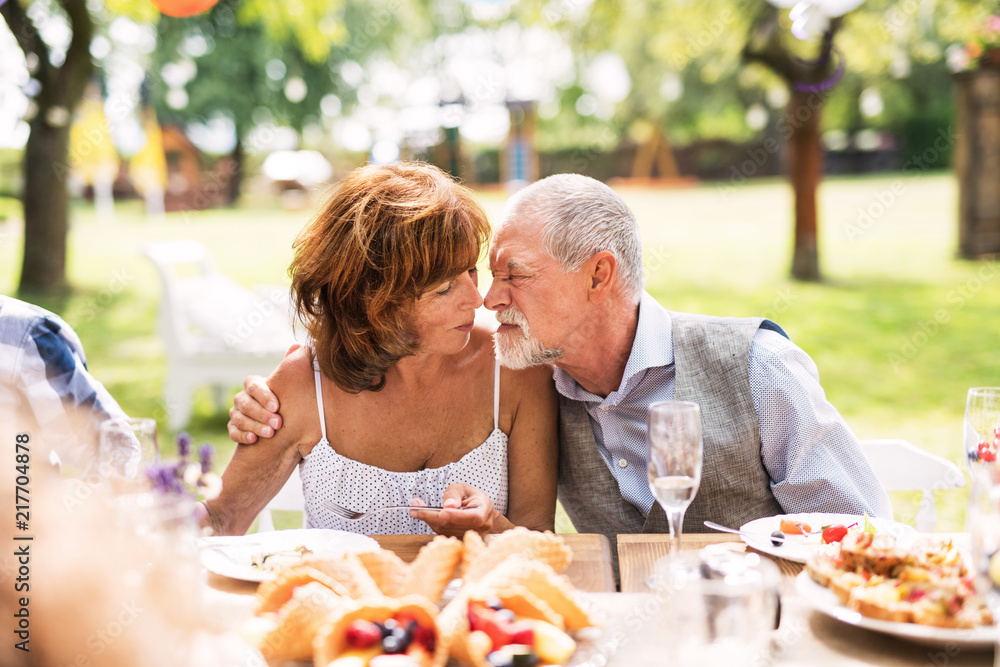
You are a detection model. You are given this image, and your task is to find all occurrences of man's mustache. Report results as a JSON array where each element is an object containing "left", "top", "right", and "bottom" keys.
[{"left": 496, "top": 308, "right": 526, "bottom": 327}]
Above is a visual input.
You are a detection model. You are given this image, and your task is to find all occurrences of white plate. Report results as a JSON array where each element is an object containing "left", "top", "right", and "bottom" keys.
[
  {"left": 795, "top": 571, "right": 994, "bottom": 649},
  {"left": 199, "top": 529, "right": 379, "bottom": 582},
  {"left": 739, "top": 513, "right": 918, "bottom": 564}
]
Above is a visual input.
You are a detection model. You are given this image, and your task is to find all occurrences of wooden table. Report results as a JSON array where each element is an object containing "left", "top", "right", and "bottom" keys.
[
  {"left": 373, "top": 533, "right": 616, "bottom": 593},
  {"left": 205, "top": 532, "right": 616, "bottom": 603},
  {"left": 614, "top": 533, "right": 996, "bottom": 666}
]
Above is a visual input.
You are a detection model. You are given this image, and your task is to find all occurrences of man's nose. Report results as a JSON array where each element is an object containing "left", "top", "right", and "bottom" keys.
[{"left": 483, "top": 279, "right": 507, "bottom": 312}]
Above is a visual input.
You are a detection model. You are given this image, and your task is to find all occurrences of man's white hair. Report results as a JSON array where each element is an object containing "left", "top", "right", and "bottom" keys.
[{"left": 500, "top": 174, "right": 644, "bottom": 302}]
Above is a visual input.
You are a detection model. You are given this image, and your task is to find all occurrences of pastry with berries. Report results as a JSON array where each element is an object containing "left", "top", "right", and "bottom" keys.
[{"left": 313, "top": 595, "right": 446, "bottom": 667}]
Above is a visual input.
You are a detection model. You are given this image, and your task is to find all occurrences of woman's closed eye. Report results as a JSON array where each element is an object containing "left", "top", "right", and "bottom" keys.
[{"left": 435, "top": 267, "right": 478, "bottom": 296}]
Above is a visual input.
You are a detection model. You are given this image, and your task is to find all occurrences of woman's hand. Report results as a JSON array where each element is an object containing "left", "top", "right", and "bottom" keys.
[{"left": 409, "top": 483, "right": 511, "bottom": 537}]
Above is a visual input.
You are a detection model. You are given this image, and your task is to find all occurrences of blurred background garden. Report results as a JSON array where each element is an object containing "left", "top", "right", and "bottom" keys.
[{"left": 1, "top": 0, "right": 998, "bottom": 530}]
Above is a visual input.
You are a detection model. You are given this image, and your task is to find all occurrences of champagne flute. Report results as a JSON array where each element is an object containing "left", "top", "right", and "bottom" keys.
[
  {"left": 647, "top": 401, "right": 703, "bottom": 555},
  {"left": 965, "top": 388, "right": 1000, "bottom": 476},
  {"left": 968, "top": 467, "right": 1000, "bottom": 667},
  {"left": 99, "top": 417, "right": 159, "bottom": 483}
]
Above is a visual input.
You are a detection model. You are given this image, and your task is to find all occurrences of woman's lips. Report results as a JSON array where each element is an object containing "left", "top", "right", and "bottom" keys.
[{"left": 455, "top": 321, "right": 475, "bottom": 332}]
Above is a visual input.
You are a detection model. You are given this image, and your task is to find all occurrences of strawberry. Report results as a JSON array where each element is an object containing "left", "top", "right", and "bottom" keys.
[
  {"left": 346, "top": 620, "right": 383, "bottom": 649},
  {"left": 507, "top": 620, "right": 535, "bottom": 646},
  {"left": 468, "top": 602, "right": 512, "bottom": 650}
]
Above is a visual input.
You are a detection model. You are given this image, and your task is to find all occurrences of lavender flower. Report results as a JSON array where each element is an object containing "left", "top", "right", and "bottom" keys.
[
  {"left": 142, "top": 441, "right": 221, "bottom": 500},
  {"left": 176, "top": 432, "right": 192, "bottom": 459},
  {"left": 199, "top": 444, "right": 214, "bottom": 475},
  {"left": 145, "top": 462, "right": 186, "bottom": 495}
]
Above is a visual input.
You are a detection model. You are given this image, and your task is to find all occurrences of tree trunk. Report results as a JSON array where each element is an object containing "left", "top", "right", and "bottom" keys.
[
  {"left": 3, "top": 0, "right": 93, "bottom": 299},
  {"left": 226, "top": 135, "right": 243, "bottom": 205},
  {"left": 743, "top": 8, "right": 840, "bottom": 283},
  {"left": 18, "top": 119, "right": 71, "bottom": 297},
  {"left": 787, "top": 90, "right": 823, "bottom": 282}
]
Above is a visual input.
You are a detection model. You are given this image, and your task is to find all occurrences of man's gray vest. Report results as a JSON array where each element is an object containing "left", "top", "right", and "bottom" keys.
[{"left": 557, "top": 311, "right": 785, "bottom": 570}]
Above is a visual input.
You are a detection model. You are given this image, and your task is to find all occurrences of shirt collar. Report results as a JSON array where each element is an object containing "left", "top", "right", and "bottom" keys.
[{"left": 552, "top": 292, "right": 674, "bottom": 402}]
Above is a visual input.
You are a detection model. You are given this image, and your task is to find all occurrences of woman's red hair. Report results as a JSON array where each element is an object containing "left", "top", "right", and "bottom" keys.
[{"left": 291, "top": 162, "right": 491, "bottom": 392}]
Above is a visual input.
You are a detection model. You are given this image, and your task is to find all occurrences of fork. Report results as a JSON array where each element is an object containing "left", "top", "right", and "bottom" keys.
[{"left": 322, "top": 500, "right": 446, "bottom": 521}]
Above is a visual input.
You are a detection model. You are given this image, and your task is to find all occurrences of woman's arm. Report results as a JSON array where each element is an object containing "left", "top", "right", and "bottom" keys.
[
  {"left": 500, "top": 363, "right": 559, "bottom": 531},
  {"left": 202, "top": 350, "right": 314, "bottom": 535}
]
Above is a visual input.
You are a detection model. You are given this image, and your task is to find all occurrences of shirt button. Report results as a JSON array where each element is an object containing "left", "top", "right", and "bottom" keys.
[{"left": 618, "top": 458, "right": 628, "bottom": 468}]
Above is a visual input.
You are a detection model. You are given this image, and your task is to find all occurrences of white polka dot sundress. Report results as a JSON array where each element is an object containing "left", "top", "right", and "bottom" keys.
[{"left": 299, "top": 355, "right": 509, "bottom": 534}]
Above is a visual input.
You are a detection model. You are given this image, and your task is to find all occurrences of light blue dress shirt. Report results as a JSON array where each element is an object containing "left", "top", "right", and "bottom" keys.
[
  {"left": 0, "top": 296, "right": 128, "bottom": 473},
  {"left": 552, "top": 293, "right": 892, "bottom": 519}
]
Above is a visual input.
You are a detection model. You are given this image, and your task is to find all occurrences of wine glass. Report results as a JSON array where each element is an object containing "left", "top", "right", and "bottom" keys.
[
  {"left": 965, "top": 388, "right": 1000, "bottom": 476},
  {"left": 968, "top": 466, "right": 1000, "bottom": 667},
  {"left": 99, "top": 417, "right": 159, "bottom": 482},
  {"left": 647, "top": 401, "right": 703, "bottom": 555}
]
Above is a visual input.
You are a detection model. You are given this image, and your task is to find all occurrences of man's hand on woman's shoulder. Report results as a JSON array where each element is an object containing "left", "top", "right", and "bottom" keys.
[{"left": 228, "top": 375, "right": 282, "bottom": 444}]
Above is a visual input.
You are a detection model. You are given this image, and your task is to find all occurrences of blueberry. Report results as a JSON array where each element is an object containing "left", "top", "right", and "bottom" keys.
[
  {"left": 496, "top": 609, "right": 517, "bottom": 623},
  {"left": 770, "top": 530, "right": 785, "bottom": 547},
  {"left": 383, "top": 634, "right": 407, "bottom": 654},
  {"left": 485, "top": 596, "right": 504, "bottom": 611},
  {"left": 486, "top": 651, "right": 514, "bottom": 667}
]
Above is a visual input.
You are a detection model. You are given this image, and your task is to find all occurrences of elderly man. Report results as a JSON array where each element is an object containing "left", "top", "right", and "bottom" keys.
[
  {"left": 0, "top": 295, "right": 130, "bottom": 478},
  {"left": 230, "top": 174, "right": 891, "bottom": 546}
]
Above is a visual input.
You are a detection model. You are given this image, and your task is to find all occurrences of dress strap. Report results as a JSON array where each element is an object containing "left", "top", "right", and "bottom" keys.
[
  {"left": 312, "top": 354, "right": 328, "bottom": 443},
  {"left": 493, "top": 357, "right": 500, "bottom": 431}
]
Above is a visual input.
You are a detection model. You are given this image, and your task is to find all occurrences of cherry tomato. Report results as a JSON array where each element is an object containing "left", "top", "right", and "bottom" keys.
[
  {"left": 979, "top": 440, "right": 997, "bottom": 463},
  {"left": 821, "top": 524, "right": 849, "bottom": 544}
]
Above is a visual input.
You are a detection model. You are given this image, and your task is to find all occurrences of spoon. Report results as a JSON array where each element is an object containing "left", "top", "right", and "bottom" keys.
[{"left": 703, "top": 520, "right": 788, "bottom": 545}]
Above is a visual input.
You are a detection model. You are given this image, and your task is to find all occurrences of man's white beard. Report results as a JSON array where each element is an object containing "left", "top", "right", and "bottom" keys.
[{"left": 493, "top": 306, "right": 563, "bottom": 369}]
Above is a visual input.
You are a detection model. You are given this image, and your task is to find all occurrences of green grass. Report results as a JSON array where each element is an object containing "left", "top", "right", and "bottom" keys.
[{"left": 2, "top": 172, "right": 995, "bottom": 532}]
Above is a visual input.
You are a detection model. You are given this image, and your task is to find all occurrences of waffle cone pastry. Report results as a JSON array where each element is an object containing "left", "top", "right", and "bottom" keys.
[
  {"left": 255, "top": 582, "right": 346, "bottom": 662},
  {"left": 439, "top": 588, "right": 574, "bottom": 667},
  {"left": 355, "top": 550, "right": 408, "bottom": 598},
  {"left": 295, "top": 552, "right": 384, "bottom": 598},
  {"left": 478, "top": 557, "right": 597, "bottom": 630},
  {"left": 462, "top": 528, "right": 572, "bottom": 582},
  {"left": 356, "top": 535, "right": 462, "bottom": 602},
  {"left": 256, "top": 566, "right": 351, "bottom": 614},
  {"left": 313, "top": 595, "right": 447, "bottom": 667}
]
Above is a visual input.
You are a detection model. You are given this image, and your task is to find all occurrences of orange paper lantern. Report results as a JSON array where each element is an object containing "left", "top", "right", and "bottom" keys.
[{"left": 149, "top": 0, "right": 220, "bottom": 17}]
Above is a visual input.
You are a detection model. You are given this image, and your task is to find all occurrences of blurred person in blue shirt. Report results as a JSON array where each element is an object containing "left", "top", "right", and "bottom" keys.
[{"left": 0, "top": 295, "right": 130, "bottom": 477}]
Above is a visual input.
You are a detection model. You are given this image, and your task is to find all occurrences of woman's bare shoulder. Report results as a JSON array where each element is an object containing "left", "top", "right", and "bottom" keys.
[
  {"left": 268, "top": 346, "right": 319, "bottom": 429},
  {"left": 270, "top": 345, "right": 315, "bottom": 392}
]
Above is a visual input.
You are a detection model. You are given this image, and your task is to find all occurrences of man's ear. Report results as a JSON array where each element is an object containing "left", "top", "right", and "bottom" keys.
[{"left": 586, "top": 251, "right": 617, "bottom": 303}]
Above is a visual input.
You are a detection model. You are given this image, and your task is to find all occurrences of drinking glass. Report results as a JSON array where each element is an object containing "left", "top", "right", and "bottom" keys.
[
  {"left": 648, "top": 547, "right": 780, "bottom": 666},
  {"left": 99, "top": 417, "right": 159, "bottom": 481},
  {"left": 967, "top": 467, "right": 1000, "bottom": 667},
  {"left": 647, "top": 401, "right": 703, "bottom": 555},
  {"left": 965, "top": 388, "right": 1000, "bottom": 476}
]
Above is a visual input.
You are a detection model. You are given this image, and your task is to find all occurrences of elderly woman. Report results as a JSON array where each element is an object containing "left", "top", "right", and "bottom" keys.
[{"left": 203, "top": 163, "right": 557, "bottom": 537}]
